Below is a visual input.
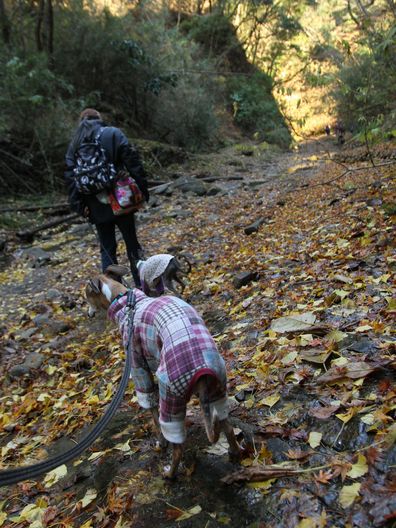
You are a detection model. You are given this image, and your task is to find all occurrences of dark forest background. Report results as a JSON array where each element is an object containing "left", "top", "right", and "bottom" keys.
[{"left": 0, "top": 0, "right": 395, "bottom": 193}]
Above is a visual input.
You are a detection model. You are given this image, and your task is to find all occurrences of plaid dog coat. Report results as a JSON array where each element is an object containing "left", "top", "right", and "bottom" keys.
[{"left": 108, "top": 291, "right": 228, "bottom": 443}]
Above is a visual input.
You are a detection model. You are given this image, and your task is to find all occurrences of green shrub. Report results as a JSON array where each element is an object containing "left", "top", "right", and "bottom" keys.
[
  {"left": 151, "top": 78, "right": 218, "bottom": 150},
  {"left": 228, "top": 72, "right": 291, "bottom": 148},
  {"left": 332, "top": 26, "right": 396, "bottom": 138}
]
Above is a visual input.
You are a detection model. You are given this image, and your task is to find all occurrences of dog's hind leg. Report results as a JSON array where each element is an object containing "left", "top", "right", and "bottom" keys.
[
  {"left": 219, "top": 418, "right": 244, "bottom": 460},
  {"left": 163, "top": 443, "right": 183, "bottom": 479}
]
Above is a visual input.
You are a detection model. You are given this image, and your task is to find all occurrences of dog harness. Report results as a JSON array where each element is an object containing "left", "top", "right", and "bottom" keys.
[{"left": 108, "top": 291, "right": 228, "bottom": 443}]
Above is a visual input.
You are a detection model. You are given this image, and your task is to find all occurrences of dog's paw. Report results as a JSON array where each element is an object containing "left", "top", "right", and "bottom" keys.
[
  {"left": 228, "top": 445, "right": 248, "bottom": 463},
  {"left": 154, "top": 437, "right": 168, "bottom": 453},
  {"left": 162, "top": 464, "right": 177, "bottom": 480}
]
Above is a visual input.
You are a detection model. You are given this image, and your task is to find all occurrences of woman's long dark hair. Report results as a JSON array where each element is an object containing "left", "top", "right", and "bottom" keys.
[{"left": 69, "top": 118, "right": 102, "bottom": 155}]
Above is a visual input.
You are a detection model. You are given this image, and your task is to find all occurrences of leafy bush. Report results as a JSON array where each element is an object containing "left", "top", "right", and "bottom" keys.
[
  {"left": 332, "top": 25, "right": 396, "bottom": 138},
  {"left": 228, "top": 72, "right": 291, "bottom": 148},
  {"left": 151, "top": 78, "right": 218, "bottom": 150}
]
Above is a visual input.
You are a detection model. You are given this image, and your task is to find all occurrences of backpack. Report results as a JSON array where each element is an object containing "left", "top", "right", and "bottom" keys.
[{"left": 73, "top": 128, "right": 117, "bottom": 195}]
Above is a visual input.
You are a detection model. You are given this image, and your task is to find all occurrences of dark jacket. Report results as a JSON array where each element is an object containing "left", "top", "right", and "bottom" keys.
[{"left": 64, "top": 120, "right": 149, "bottom": 224}]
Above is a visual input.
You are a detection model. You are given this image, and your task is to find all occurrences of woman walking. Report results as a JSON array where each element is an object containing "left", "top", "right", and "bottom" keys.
[{"left": 64, "top": 108, "right": 149, "bottom": 286}]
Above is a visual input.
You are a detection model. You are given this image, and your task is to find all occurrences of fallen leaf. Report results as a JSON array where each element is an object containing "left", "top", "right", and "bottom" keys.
[
  {"left": 309, "top": 404, "right": 340, "bottom": 419},
  {"left": 44, "top": 464, "right": 67, "bottom": 488},
  {"left": 205, "top": 433, "right": 229, "bottom": 456},
  {"left": 300, "top": 349, "right": 332, "bottom": 364},
  {"left": 260, "top": 394, "right": 280, "bottom": 408},
  {"left": 336, "top": 408, "right": 356, "bottom": 423},
  {"left": 80, "top": 489, "right": 98, "bottom": 509},
  {"left": 308, "top": 431, "right": 322, "bottom": 448},
  {"left": 176, "top": 505, "right": 202, "bottom": 521},
  {"left": 270, "top": 312, "right": 316, "bottom": 333},
  {"left": 346, "top": 454, "right": 368, "bottom": 479},
  {"left": 339, "top": 482, "right": 361, "bottom": 508},
  {"left": 314, "top": 469, "right": 334, "bottom": 484}
]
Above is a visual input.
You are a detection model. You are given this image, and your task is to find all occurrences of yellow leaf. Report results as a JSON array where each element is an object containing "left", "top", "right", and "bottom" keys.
[
  {"left": 177, "top": 505, "right": 202, "bottom": 521},
  {"left": 281, "top": 351, "right": 298, "bottom": 365},
  {"left": 88, "top": 451, "right": 107, "bottom": 461},
  {"left": 326, "top": 330, "right": 348, "bottom": 343},
  {"left": 44, "top": 464, "right": 67, "bottom": 488},
  {"left": 260, "top": 394, "right": 280, "bottom": 408},
  {"left": 37, "top": 393, "right": 51, "bottom": 402},
  {"left": 247, "top": 478, "right": 276, "bottom": 490},
  {"left": 334, "top": 289, "right": 350, "bottom": 299},
  {"left": 0, "top": 512, "right": 7, "bottom": 527},
  {"left": 15, "top": 503, "right": 46, "bottom": 524},
  {"left": 347, "top": 454, "right": 368, "bottom": 479},
  {"left": 360, "top": 413, "right": 374, "bottom": 425},
  {"left": 245, "top": 396, "right": 255, "bottom": 409},
  {"left": 336, "top": 408, "right": 355, "bottom": 423},
  {"left": 331, "top": 357, "right": 348, "bottom": 367},
  {"left": 296, "top": 334, "right": 313, "bottom": 347},
  {"left": 297, "top": 519, "right": 318, "bottom": 528},
  {"left": 308, "top": 432, "right": 322, "bottom": 449},
  {"left": 339, "top": 482, "right": 361, "bottom": 508},
  {"left": 114, "top": 440, "right": 132, "bottom": 453},
  {"left": 80, "top": 489, "right": 97, "bottom": 508},
  {"left": 86, "top": 395, "right": 100, "bottom": 404},
  {"left": 80, "top": 520, "right": 93, "bottom": 528}
]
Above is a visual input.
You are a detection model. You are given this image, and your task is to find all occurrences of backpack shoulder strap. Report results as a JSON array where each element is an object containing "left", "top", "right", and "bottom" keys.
[{"left": 95, "top": 127, "right": 105, "bottom": 142}]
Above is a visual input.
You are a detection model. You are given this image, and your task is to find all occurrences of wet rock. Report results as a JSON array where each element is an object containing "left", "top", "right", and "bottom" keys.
[
  {"left": 20, "top": 247, "right": 52, "bottom": 267},
  {"left": 17, "top": 327, "right": 37, "bottom": 340},
  {"left": 235, "top": 390, "right": 246, "bottom": 402},
  {"left": 233, "top": 271, "right": 259, "bottom": 289},
  {"left": 93, "top": 457, "right": 120, "bottom": 492},
  {"left": 266, "top": 438, "right": 290, "bottom": 462},
  {"left": 367, "top": 198, "right": 382, "bottom": 207},
  {"left": 151, "top": 183, "right": 172, "bottom": 195},
  {"left": 173, "top": 177, "right": 207, "bottom": 196},
  {"left": 164, "top": 209, "right": 191, "bottom": 219},
  {"left": 8, "top": 364, "right": 30, "bottom": 378},
  {"left": 24, "top": 352, "right": 44, "bottom": 369},
  {"left": 68, "top": 224, "right": 91, "bottom": 236},
  {"left": 244, "top": 217, "right": 267, "bottom": 235},
  {"left": 342, "top": 335, "right": 378, "bottom": 354},
  {"left": 33, "top": 314, "right": 50, "bottom": 327},
  {"left": 207, "top": 185, "right": 223, "bottom": 196},
  {"left": 33, "top": 314, "right": 72, "bottom": 335},
  {"left": 8, "top": 352, "right": 44, "bottom": 378},
  {"left": 47, "top": 288, "right": 62, "bottom": 300},
  {"left": 247, "top": 180, "right": 269, "bottom": 188}
]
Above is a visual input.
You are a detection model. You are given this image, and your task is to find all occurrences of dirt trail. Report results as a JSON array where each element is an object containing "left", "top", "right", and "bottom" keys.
[{"left": 0, "top": 137, "right": 395, "bottom": 528}]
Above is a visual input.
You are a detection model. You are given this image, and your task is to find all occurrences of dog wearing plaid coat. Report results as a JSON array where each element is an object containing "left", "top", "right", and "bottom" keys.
[{"left": 85, "top": 265, "right": 242, "bottom": 478}]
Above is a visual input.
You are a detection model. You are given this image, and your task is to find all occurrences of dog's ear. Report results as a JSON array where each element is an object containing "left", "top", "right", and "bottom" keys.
[
  {"left": 105, "top": 265, "right": 130, "bottom": 281},
  {"left": 87, "top": 278, "right": 101, "bottom": 294}
]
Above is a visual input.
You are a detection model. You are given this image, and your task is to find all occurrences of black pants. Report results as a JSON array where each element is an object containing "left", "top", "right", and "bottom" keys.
[{"left": 95, "top": 214, "right": 141, "bottom": 285}]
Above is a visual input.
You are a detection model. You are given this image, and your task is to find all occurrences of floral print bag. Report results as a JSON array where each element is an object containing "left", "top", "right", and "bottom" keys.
[{"left": 108, "top": 172, "right": 144, "bottom": 216}]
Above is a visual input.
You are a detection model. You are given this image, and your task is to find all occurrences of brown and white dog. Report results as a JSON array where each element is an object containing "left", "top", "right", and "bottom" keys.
[{"left": 85, "top": 265, "right": 243, "bottom": 478}]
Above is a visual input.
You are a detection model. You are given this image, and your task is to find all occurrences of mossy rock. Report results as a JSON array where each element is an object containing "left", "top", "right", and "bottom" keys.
[{"left": 134, "top": 139, "right": 188, "bottom": 168}]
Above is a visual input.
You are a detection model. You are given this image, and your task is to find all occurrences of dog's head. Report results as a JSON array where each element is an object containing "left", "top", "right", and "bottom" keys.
[{"left": 85, "top": 265, "right": 129, "bottom": 318}]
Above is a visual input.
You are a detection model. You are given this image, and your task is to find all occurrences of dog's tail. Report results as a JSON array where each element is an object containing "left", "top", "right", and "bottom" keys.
[{"left": 197, "top": 376, "right": 220, "bottom": 444}]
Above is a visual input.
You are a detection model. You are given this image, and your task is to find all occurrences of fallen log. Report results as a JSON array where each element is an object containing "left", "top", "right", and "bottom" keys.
[
  {"left": 16, "top": 213, "right": 80, "bottom": 242},
  {"left": 201, "top": 175, "right": 244, "bottom": 183},
  {"left": 0, "top": 203, "right": 69, "bottom": 214}
]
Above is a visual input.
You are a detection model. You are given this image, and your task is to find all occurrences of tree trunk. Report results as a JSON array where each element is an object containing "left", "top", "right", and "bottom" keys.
[
  {"left": 0, "top": 0, "right": 11, "bottom": 45},
  {"left": 36, "top": 0, "right": 44, "bottom": 52},
  {"left": 45, "top": 0, "right": 54, "bottom": 58}
]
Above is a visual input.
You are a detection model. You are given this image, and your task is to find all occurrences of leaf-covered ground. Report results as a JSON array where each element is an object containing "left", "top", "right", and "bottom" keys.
[{"left": 0, "top": 137, "right": 395, "bottom": 528}]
